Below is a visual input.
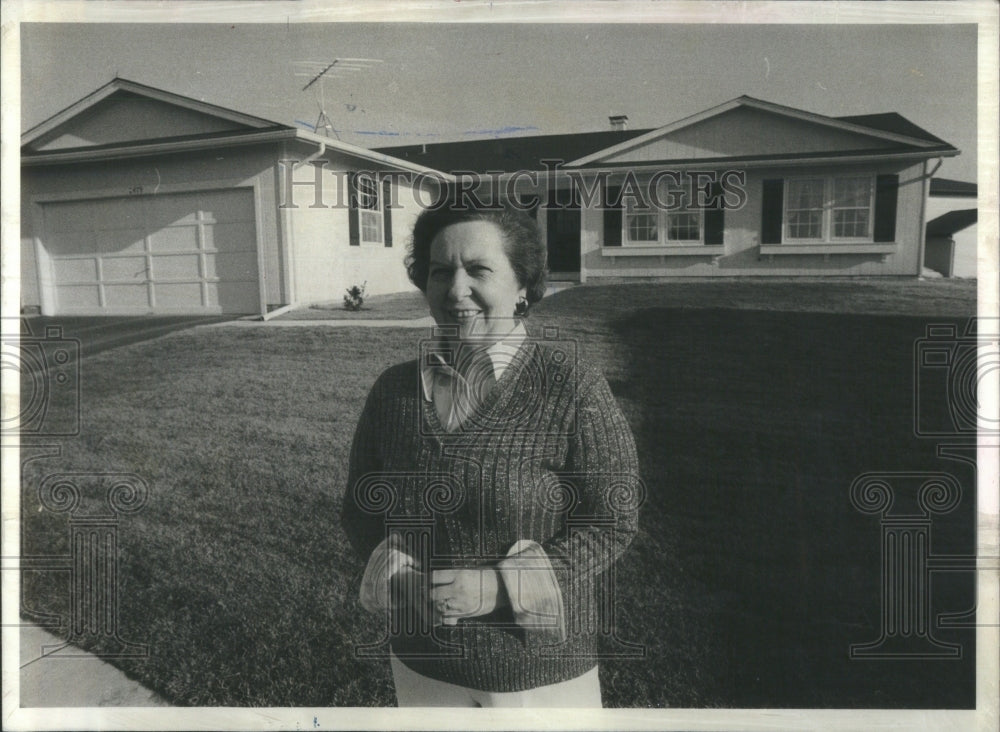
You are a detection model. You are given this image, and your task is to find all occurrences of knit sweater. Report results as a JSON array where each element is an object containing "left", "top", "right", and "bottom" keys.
[{"left": 340, "top": 336, "right": 641, "bottom": 693}]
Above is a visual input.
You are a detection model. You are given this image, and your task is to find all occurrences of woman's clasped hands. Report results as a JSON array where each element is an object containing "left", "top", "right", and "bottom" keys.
[{"left": 391, "top": 566, "right": 506, "bottom": 626}]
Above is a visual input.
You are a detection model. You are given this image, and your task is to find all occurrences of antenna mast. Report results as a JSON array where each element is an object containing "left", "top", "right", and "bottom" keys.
[{"left": 293, "top": 57, "right": 384, "bottom": 140}]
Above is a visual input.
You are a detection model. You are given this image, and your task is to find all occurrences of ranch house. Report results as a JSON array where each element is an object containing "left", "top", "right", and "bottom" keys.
[
  {"left": 378, "top": 96, "right": 961, "bottom": 282},
  {"left": 21, "top": 81, "right": 961, "bottom": 317}
]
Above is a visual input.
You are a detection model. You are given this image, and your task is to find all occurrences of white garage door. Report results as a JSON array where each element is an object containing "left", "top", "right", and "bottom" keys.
[{"left": 42, "top": 189, "right": 260, "bottom": 315}]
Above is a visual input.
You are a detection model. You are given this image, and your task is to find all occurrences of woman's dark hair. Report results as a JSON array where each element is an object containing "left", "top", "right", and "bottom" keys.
[{"left": 405, "top": 202, "right": 548, "bottom": 312}]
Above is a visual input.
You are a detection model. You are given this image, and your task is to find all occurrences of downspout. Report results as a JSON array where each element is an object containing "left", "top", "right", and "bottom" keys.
[
  {"left": 901, "top": 157, "right": 942, "bottom": 277},
  {"left": 917, "top": 159, "right": 931, "bottom": 277},
  {"left": 295, "top": 140, "right": 327, "bottom": 170},
  {"left": 919, "top": 157, "right": 944, "bottom": 183}
]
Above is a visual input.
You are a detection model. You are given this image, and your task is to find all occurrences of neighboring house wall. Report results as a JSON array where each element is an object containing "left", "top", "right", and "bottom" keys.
[
  {"left": 21, "top": 144, "right": 284, "bottom": 313},
  {"left": 580, "top": 160, "right": 926, "bottom": 278},
  {"left": 925, "top": 195, "right": 977, "bottom": 278},
  {"left": 924, "top": 236, "right": 956, "bottom": 277}
]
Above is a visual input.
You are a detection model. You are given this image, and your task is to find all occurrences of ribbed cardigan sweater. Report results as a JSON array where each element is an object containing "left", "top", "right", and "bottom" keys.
[{"left": 341, "top": 337, "right": 640, "bottom": 693}]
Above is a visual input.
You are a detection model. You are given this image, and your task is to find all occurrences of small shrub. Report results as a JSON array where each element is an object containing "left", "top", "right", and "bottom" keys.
[{"left": 343, "top": 282, "right": 367, "bottom": 311}]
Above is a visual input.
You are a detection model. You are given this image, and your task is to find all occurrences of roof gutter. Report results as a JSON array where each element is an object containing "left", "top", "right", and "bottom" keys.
[
  {"left": 293, "top": 130, "right": 454, "bottom": 180},
  {"left": 555, "top": 149, "right": 960, "bottom": 178},
  {"left": 21, "top": 129, "right": 297, "bottom": 166},
  {"left": 23, "top": 128, "right": 454, "bottom": 181}
]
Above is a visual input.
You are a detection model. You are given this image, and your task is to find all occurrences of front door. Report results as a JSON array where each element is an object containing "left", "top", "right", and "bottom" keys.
[{"left": 546, "top": 189, "right": 581, "bottom": 278}]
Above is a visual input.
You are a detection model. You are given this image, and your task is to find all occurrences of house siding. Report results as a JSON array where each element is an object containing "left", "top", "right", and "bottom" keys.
[
  {"left": 283, "top": 144, "right": 427, "bottom": 303},
  {"left": 21, "top": 144, "right": 284, "bottom": 312},
  {"left": 581, "top": 160, "right": 926, "bottom": 278}
]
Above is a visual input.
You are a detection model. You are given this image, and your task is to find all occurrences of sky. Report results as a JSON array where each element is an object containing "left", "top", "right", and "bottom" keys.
[{"left": 19, "top": 21, "right": 979, "bottom": 181}]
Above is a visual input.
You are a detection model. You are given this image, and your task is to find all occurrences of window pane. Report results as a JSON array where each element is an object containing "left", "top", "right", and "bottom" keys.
[
  {"left": 357, "top": 176, "right": 379, "bottom": 210},
  {"left": 788, "top": 179, "right": 824, "bottom": 209},
  {"left": 787, "top": 211, "right": 822, "bottom": 239},
  {"left": 627, "top": 213, "right": 658, "bottom": 242},
  {"left": 831, "top": 176, "right": 872, "bottom": 238},
  {"left": 833, "top": 177, "right": 872, "bottom": 208},
  {"left": 833, "top": 210, "right": 870, "bottom": 238},
  {"left": 361, "top": 210, "right": 382, "bottom": 243},
  {"left": 786, "top": 179, "right": 825, "bottom": 240},
  {"left": 666, "top": 212, "right": 700, "bottom": 241}
]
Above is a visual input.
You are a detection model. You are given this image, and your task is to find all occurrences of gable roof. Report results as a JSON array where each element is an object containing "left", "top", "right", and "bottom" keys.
[
  {"left": 20, "top": 78, "right": 449, "bottom": 177},
  {"left": 21, "top": 77, "right": 281, "bottom": 149},
  {"left": 568, "top": 95, "right": 957, "bottom": 167},
  {"left": 375, "top": 95, "right": 957, "bottom": 175},
  {"left": 375, "top": 128, "right": 654, "bottom": 174}
]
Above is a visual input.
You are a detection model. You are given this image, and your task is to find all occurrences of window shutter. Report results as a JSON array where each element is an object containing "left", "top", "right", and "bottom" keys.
[
  {"left": 604, "top": 184, "right": 622, "bottom": 247},
  {"left": 347, "top": 172, "right": 360, "bottom": 246},
  {"left": 761, "top": 179, "right": 784, "bottom": 245},
  {"left": 381, "top": 176, "right": 393, "bottom": 247},
  {"left": 704, "top": 181, "right": 725, "bottom": 246},
  {"left": 873, "top": 174, "right": 899, "bottom": 242}
]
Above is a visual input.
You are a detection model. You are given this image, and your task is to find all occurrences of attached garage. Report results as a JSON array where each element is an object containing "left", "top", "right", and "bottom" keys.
[
  {"left": 38, "top": 189, "right": 260, "bottom": 315},
  {"left": 20, "top": 78, "right": 445, "bottom": 317}
]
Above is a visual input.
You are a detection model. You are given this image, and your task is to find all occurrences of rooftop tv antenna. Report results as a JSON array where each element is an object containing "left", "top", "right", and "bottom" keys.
[{"left": 293, "top": 57, "right": 383, "bottom": 140}]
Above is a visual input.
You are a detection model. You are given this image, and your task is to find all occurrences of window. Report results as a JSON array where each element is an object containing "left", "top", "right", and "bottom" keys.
[
  {"left": 625, "top": 197, "right": 658, "bottom": 243},
  {"left": 784, "top": 175, "right": 874, "bottom": 242},
  {"left": 623, "top": 177, "right": 703, "bottom": 246},
  {"left": 356, "top": 174, "right": 383, "bottom": 244}
]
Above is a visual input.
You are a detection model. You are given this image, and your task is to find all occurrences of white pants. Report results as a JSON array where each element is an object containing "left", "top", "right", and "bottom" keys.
[{"left": 389, "top": 653, "right": 602, "bottom": 707}]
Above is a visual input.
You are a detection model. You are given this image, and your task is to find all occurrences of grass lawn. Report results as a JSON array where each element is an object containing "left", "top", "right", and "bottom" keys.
[{"left": 20, "top": 279, "right": 978, "bottom": 707}]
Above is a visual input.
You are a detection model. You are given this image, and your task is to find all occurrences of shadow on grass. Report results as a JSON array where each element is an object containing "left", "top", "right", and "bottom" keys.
[{"left": 602, "top": 308, "right": 977, "bottom": 708}]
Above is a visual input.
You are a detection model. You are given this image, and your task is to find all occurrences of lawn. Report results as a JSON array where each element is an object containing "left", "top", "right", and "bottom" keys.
[{"left": 19, "top": 279, "right": 979, "bottom": 707}]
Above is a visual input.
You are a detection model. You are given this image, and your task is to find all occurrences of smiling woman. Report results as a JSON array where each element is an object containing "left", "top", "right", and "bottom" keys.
[
  {"left": 339, "top": 202, "right": 642, "bottom": 707},
  {"left": 424, "top": 220, "right": 526, "bottom": 338}
]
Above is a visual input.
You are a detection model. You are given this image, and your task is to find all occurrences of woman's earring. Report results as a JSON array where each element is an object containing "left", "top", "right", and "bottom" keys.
[{"left": 514, "top": 297, "right": 529, "bottom": 317}]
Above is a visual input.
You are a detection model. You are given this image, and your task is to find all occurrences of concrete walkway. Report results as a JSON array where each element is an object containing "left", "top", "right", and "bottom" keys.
[{"left": 19, "top": 623, "right": 168, "bottom": 707}]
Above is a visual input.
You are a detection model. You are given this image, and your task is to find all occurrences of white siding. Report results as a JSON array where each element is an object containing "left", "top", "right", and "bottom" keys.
[{"left": 283, "top": 144, "right": 426, "bottom": 304}]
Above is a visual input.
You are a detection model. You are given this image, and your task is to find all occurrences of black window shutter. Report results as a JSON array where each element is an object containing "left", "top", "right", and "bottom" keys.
[
  {"left": 381, "top": 176, "right": 393, "bottom": 247},
  {"left": 604, "top": 184, "right": 622, "bottom": 247},
  {"left": 347, "top": 172, "right": 360, "bottom": 246},
  {"left": 873, "top": 174, "right": 899, "bottom": 242},
  {"left": 761, "top": 179, "right": 784, "bottom": 245},
  {"left": 704, "top": 181, "right": 725, "bottom": 246}
]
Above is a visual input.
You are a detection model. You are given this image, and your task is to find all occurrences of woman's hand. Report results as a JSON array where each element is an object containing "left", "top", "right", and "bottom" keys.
[
  {"left": 389, "top": 566, "right": 435, "bottom": 624},
  {"left": 429, "top": 568, "right": 507, "bottom": 624}
]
